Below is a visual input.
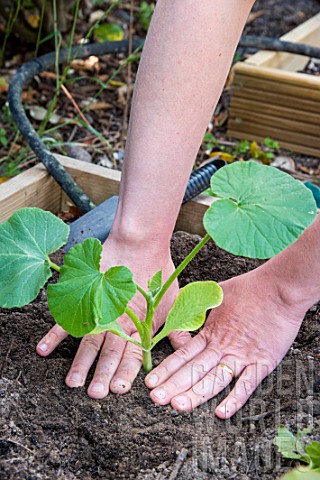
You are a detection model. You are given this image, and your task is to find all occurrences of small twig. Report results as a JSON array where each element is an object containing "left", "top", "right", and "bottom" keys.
[
  {"left": 241, "top": 401, "right": 294, "bottom": 422},
  {"left": 0, "top": 438, "right": 34, "bottom": 454},
  {"left": 60, "top": 84, "right": 91, "bottom": 128},
  {"left": 168, "top": 449, "right": 189, "bottom": 480},
  {"left": 0, "top": 339, "right": 13, "bottom": 378},
  {"left": 67, "top": 125, "right": 78, "bottom": 143}
]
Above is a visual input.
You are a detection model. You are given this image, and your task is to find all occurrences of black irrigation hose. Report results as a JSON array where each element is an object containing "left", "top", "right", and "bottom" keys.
[
  {"left": 239, "top": 35, "right": 320, "bottom": 59},
  {"left": 8, "top": 36, "right": 320, "bottom": 212},
  {"left": 8, "top": 39, "right": 143, "bottom": 213},
  {"left": 182, "top": 159, "right": 225, "bottom": 203}
]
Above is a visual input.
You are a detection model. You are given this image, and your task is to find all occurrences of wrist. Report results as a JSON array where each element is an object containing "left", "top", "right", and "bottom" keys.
[
  {"left": 262, "top": 256, "right": 319, "bottom": 317},
  {"left": 108, "top": 208, "right": 173, "bottom": 257}
]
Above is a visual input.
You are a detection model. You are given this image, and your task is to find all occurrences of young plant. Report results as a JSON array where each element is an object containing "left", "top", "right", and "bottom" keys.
[
  {"left": 274, "top": 426, "right": 320, "bottom": 479},
  {"left": 0, "top": 162, "right": 317, "bottom": 372}
]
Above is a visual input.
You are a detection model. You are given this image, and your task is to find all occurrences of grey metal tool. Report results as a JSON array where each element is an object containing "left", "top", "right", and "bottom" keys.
[{"left": 64, "top": 158, "right": 225, "bottom": 252}]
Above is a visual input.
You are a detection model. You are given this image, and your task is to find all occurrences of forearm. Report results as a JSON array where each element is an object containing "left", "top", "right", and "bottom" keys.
[
  {"left": 267, "top": 215, "right": 320, "bottom": 312},
  {"left": 111, "top": 0, "right": 255, "bottom": 247}
]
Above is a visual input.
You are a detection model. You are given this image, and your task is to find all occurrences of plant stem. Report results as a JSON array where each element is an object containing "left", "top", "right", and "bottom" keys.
[
  {"left": 135, "top": 283, "right": 149, "bottom": 301},
  {"left": 47, "top": 258, "right": 61, "bottom": 272},
  {"left": 124, "top": 306, "right": 146, "bottom": 342},
  {"left": 143, "top": 350, "right": 153, "bottom": 373},
  {"left": 154, "top": 234, "right": 211, "bottom": 309}
]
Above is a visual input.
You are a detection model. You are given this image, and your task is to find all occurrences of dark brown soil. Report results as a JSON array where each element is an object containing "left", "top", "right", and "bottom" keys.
[{"left": 0, "top": 232, "right": 319, "bottom": 480}]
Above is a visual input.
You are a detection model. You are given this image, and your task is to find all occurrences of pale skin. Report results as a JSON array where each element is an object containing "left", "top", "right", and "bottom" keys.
[{"left": 37, "top": 0, "right": 320, "bottom": 418}]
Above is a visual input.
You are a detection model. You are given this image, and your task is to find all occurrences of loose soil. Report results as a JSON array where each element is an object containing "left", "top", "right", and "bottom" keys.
[{"left": 0, "top": 232, "right": 319, "bottom": 480}]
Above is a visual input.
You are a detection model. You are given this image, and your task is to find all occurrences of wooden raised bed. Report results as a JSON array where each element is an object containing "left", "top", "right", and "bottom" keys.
[
  {"left": 228, "top": 13, "right": 320, "bottom": 158},
  {"left": 0, "top": 155, "right": 215, "bottom": 235}
]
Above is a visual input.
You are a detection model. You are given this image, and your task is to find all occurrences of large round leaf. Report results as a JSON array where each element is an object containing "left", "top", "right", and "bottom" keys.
[
  {"left": 47, "top": 238, "right": 137, "bottom": 337},
  {"left": 203, "top": 161, "right": 317, "bottom": 259},
  {"left": 0, "top": 208, "right": 69, "bottom": 307}
]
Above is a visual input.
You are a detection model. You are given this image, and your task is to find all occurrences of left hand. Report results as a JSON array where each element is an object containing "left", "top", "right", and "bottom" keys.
[{"left": 145, "top": 264, "right": 307, "bottom": 418}]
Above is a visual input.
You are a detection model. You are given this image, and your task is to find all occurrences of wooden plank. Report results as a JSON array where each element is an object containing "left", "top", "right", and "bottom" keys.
[
  {"left": 56, "top": 154, "right": 121, "bottom": 205},
  {"left": 234, "top": 63, "right": 320, "bottom": 90},
  {"left": 230, "top": 97, "right": 320, "bottom": 124},
  {"left": 0, "top": 156, "right": 217, "bottom": 236},
  {"left": 231, "top": 87, "right": 319, "bottom": 113},
  {"left": 233, "top": 73, "right": 320, "bottom": 101},
  {"left": 230, "top": 108, "right": 320, "bottom": 137},
  {"left": 176, "top": 195, "right": 216, "bottom": 236},
  {"left": 228, "top": 121, "right": 320, "bottom": 156},
  {"left": 244, "top": 12, "right": 320, "bottom": 71},
  {"left": 0, "top": 164, "right": 61, "bottom": 223},
  {"left": 228, "top": 128, "right": 320, "bottom": 158}
]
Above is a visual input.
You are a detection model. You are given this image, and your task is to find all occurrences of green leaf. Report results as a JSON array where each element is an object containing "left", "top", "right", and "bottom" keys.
[
  {"left": 306, "top": 442, "right": 320, "bottom": 469},
  {"left": 94, "top": 23, "right": 124, "bottom": 42},
  {"left": 296, "top": 426, "right": 313, "bottom": 439},
  {"left": 91, "top": 319, "right": 146, "bottom": 349},
  {"left": 274, "top": 426, "right": 309, "bottom": 462},
  {"left": 152, "top": 281, "right": 223, "bottom": 347},
  {"left": 203, "top": 161, "right": 317, "bottom": 259},
  {"left": 47, "top": 239, "right": 136, "bottom": 337},
  {"left": 0, "top": 208, "right": 69, "bottom": 308},
  {"left": 280, "top": 467, "right": 320, "bottom": 479},
  {"left": 148, "top": 270, "right": 162, "bottom": 296}
]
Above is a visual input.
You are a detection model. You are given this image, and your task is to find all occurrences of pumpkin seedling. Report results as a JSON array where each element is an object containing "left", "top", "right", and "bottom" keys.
[
  {"left": 0, "top": 162, "right": 316, "bottom": 372},
  {"left": 274, "top": 425, "right": 320, "bottom": 479}
]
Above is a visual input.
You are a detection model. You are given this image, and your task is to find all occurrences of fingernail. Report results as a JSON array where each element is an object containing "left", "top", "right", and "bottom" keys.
[
  {"left": 39, "top": 343, "right": 48, "bottom": 352},
  {"left": 112, "top": 379, "right": 127, "bottom": 389},
  {"left": 69, "top": 372, "right": 83, "bottom": 384},
  {"left": 90, "top": 383, "right": 105, "bottom": 393},
  {"left": 174, "top": 395, "right": 187, "bottom": 408},
  {"left": 152, "top": 388, "right": 166, "bottom": 400},
  {"left": 146, "top": 373, "right": 159, "bottom": 387},
  {"left": 218, "top": 401, "right": 236, "bottom": 418}
]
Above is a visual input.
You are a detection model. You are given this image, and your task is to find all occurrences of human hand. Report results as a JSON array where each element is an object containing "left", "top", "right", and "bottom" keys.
[
  {"left": 145, "top": 264, "right": 307, "bottom": 418},
  {"left": 36, "top": 236, "right": 190, "bottom": 399}
]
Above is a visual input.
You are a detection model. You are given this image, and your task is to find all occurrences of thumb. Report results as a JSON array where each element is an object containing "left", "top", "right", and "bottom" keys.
[{"left": 168, "top": 330, "right": 192, "bottom": 350}]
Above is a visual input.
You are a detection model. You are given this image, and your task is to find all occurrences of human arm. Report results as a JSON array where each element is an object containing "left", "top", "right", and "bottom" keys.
[
  {"left": 36, "top": 0, "right": 256, "bottom": 397},
  {"left": 145, "top": 215, "right": 320, "bottom": 418}
]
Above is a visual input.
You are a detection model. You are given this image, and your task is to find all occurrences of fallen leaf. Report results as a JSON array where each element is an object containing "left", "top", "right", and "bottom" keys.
[
  {"left": 0, "top": 76, "right": 9, "bottom": 94},
  {"left": 0, "top": 177, "right": 9, "bottom": 184},
  {"left": 25, "top": 13, "right": 40, "bottom": 28},
  {"left": 89, "top": 9, "right": 105, "bottom": 25},
  {"left": 271, "top": 156, "right": 296, "bottom": 171},
  {"left": 209, "top": 151, "right": 235, "bottom": 163},
  {"left": 28, "top": 106, "right": 62, "bottom": 124},
  {"left": 109, "top": 80, "right": 126, "bottom": 87},
  {"left": 71, "top": 56, "right": 99, "bottom": 71},
  {"left": 94, "top": 23, "right": 124, "bottom": 42},
  {"left": 86, "top": 101, "right": 113, "bottom": 111}
]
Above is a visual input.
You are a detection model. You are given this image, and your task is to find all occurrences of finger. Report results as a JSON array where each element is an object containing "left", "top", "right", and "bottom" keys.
[
  {"left": 65, "top": 333, "right": 105, "bottom": 388},
  {"left": 215, "top": 362, "right": 270, "bottom": 419},
  {"left": 168, "top": 330, "right": 192, "bottom": 350},
  {"left": 36, "top": 324, "right": 68, "bottom": 356},
  {"left": 171, "top": 355, "right": 243, "bottom": 411},
  {"left": 148, "top": 343, "right": 221, "bottom": 406},
  {"left": 110, "top": 332, "right": 143, "bottom": 394},
  {"left": 145, "top": 333, "right": 207, "bottom": 391},
  {"left": 87, "top": 332, "right": 129, "bottom": 399}
]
